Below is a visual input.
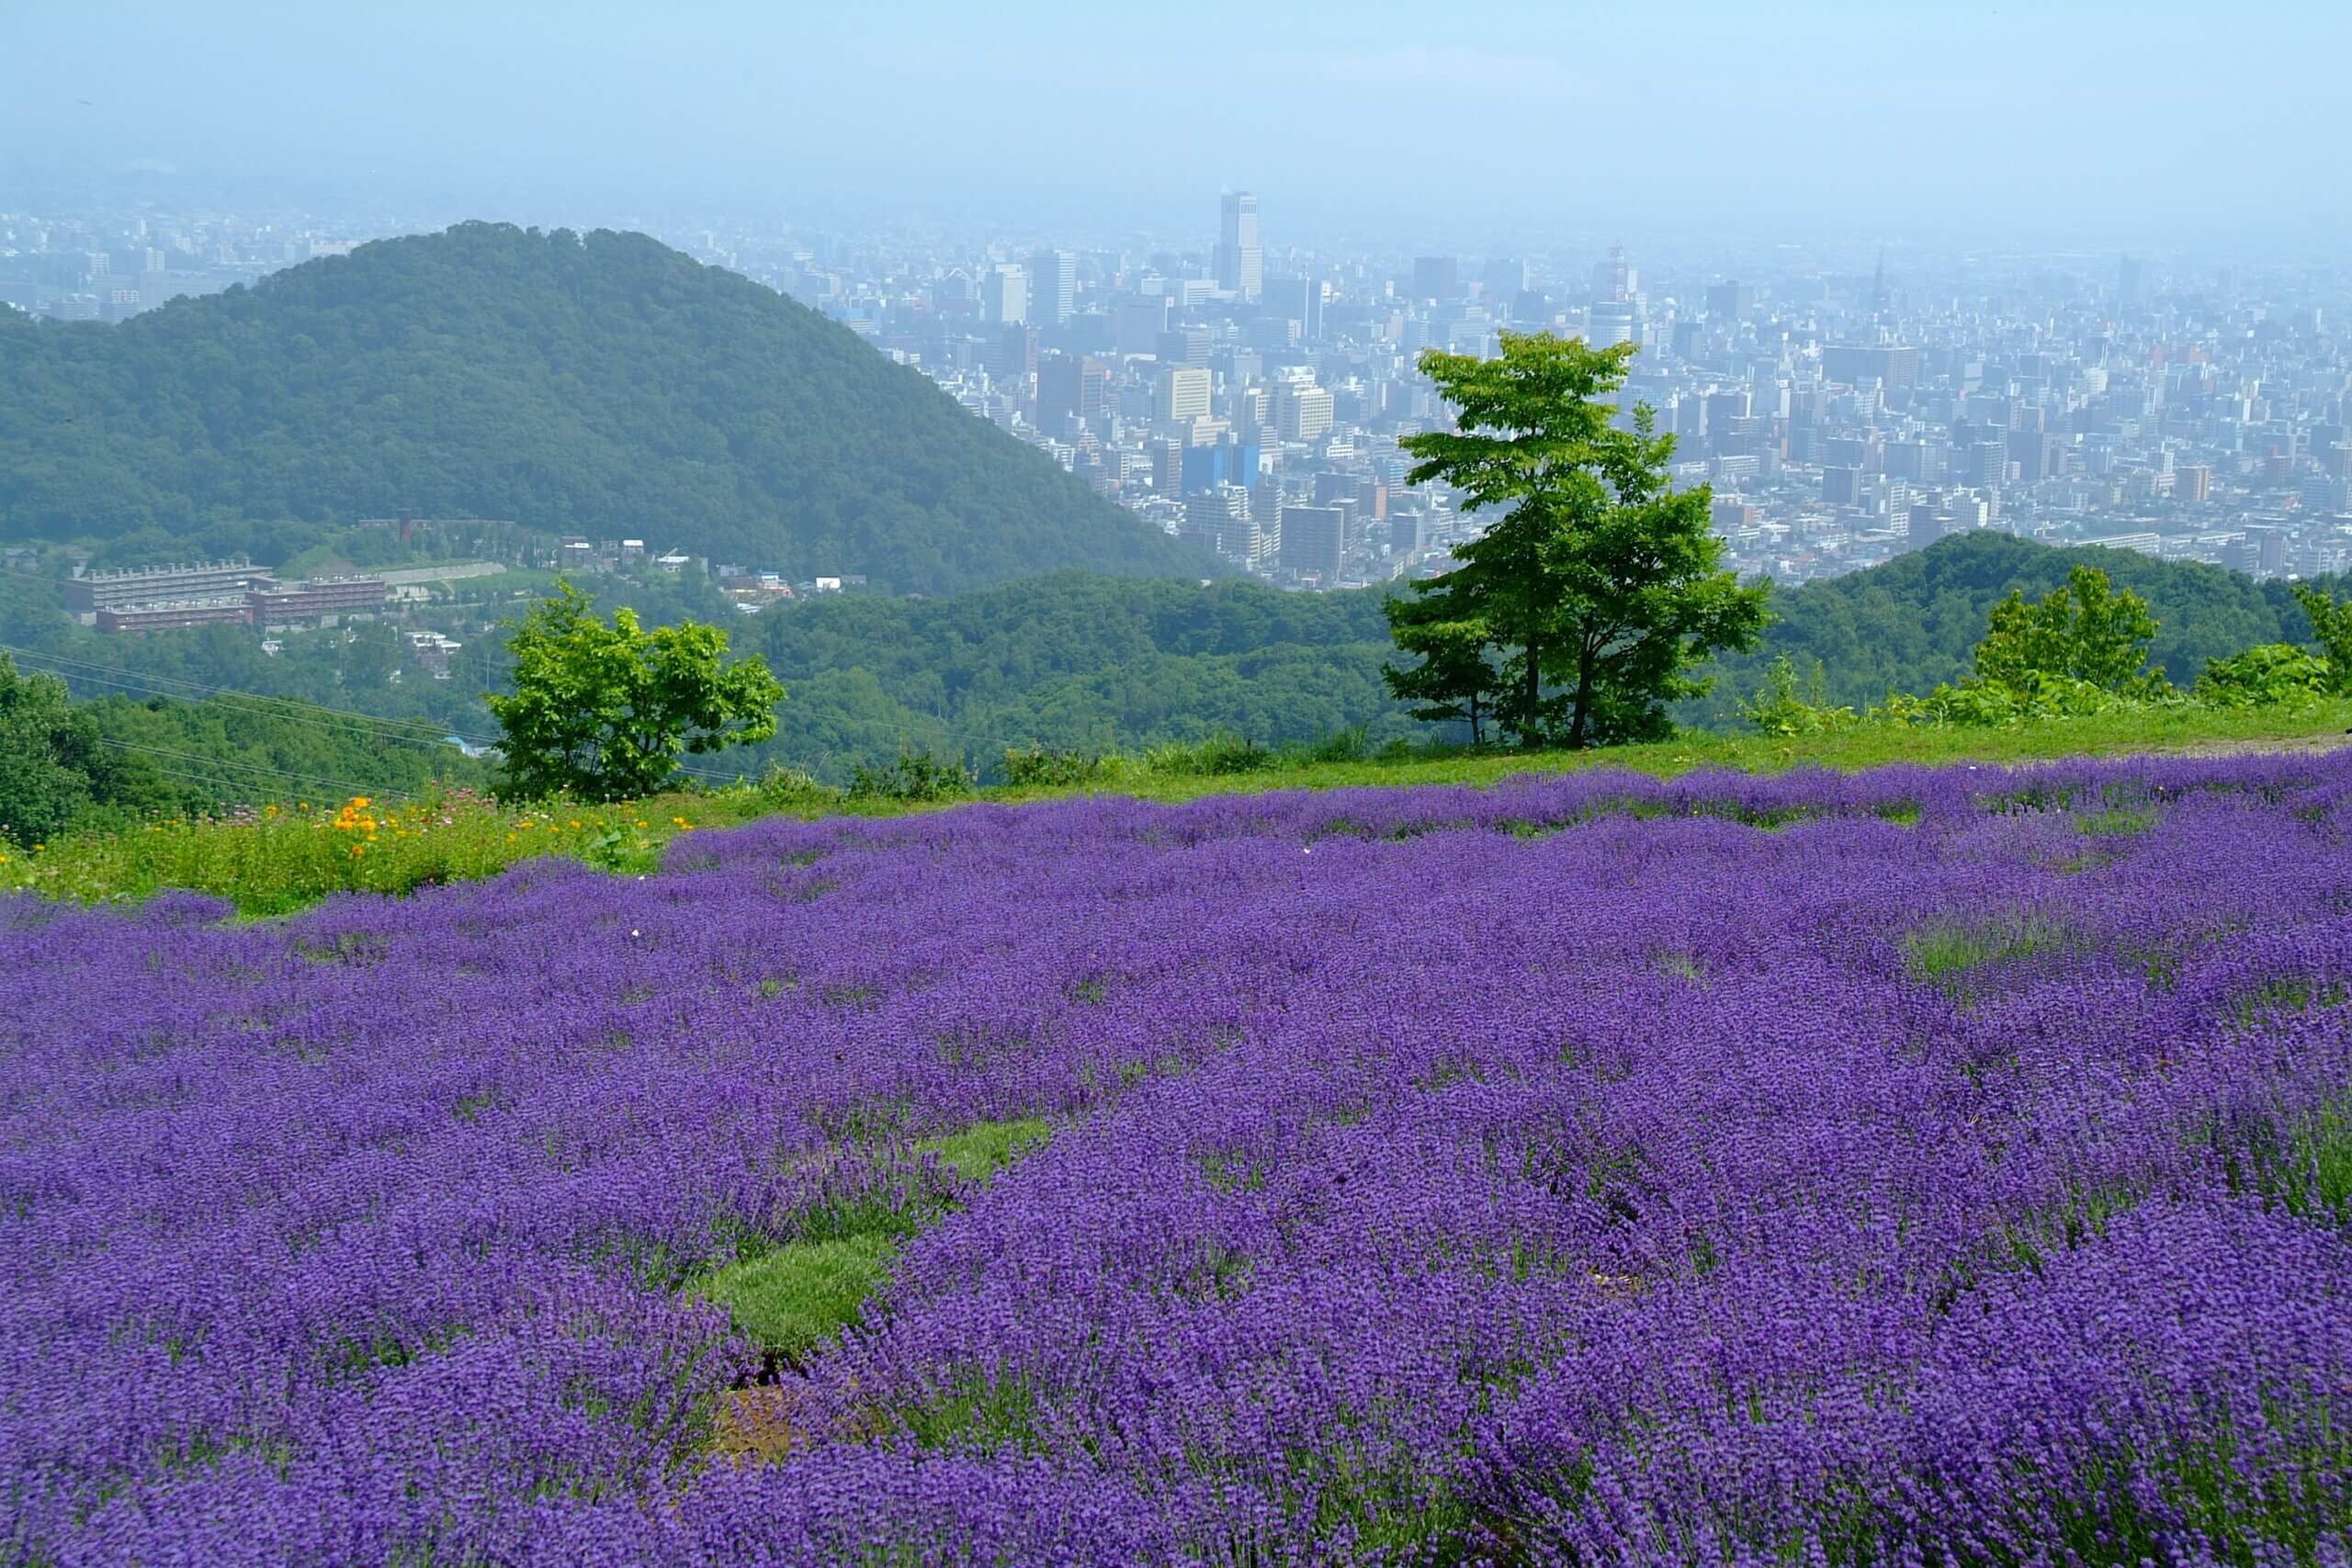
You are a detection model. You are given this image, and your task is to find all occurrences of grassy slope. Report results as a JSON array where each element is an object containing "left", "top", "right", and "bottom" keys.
[
  {"left": 8, "top": 698, "right": 2348, "bottom": 917},
  {"left": 991, "top": 698, "right": 2352, "bottom": 808}
]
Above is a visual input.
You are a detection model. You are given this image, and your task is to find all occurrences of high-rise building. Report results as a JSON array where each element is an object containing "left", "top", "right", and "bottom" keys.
[
  {"left": 1965, "top": 440, "right": 2010, "bottom": 488},
  {"left": 1822, "top": 344, "right": 1920, "bottom": 388},
  {"left": 1111, "top": 294, "right": 1170, "bottom": 355},
  {"left": 1036, "top": 354, "right": 1111, "bottom": 435},
  {"left": 1265, "top": 276, "right": 1326, "bottom": 341},
  {"left": 982, "top": 263, "right": 1028, "bottom": 326},
  {"left": 1028, "top": 248, "right": 1076, "bottom": 325},
  {"left": 1270, "top": 378, "right": 1336, "bottom": 441},
  {"left": 1586, "top": 300, "right": 1634, "bottom": 346},
  {"left": 1216, "top": 191, "right": 1262, "bottom": 301},
  {"left": 2118, "top": 254, "right": 2143, "bottom": 311},
  {"left": 1157, "top": 327, "right": 1211, "bottom": 368},
  {"left": 1481, "top": 257, "right": 1526, "bottom": 301},
  {"left": 1278, "top": 503, "right": 1346, "bottom": 579},
  {"left": 1411, "top": 255, "right": 1459, "bottom": 301},
  {"left": 1591, "top": 243, "right": 1633, "bottom": 303},
  {"left": 1155, "top": 366, "right": 1212, "bottom": 423},
  {"left": 989, "top": 324, "right": 1039, "bottom": 382},
  {"left": 1184, "top": 482, "right": 1261, "bottom": 563},
  {"left": 1704, "top": 280, "right": 1753, "bottom": 321}
]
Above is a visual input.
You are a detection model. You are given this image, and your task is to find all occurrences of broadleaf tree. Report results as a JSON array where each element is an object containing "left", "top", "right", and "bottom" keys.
[
  {"left": 0, "top": 655, "right": 180, "bottom": 847},
  {"left": 1380, "top": 592, "right": 1499, "bottom": 745},
  {"left": 2292, "top": 582, "right": 2352, "bottom": 693},
  {"left": 1973, "top": 564, "right": 2163, "bottom": 694},
  {"left": 487, "top": 581, "right": 784, "bottom": 800},
  {"left": 1388, "top": 333, "right": 1768, "bottom": 748}
]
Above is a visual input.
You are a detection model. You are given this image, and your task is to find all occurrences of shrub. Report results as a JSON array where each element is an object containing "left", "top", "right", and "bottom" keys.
[
  {"left": 1142, "top": 734, "right": 1273, "bottom": 777},
  {"left": 2195, "top": 644, "right": 2334, "bottom": 708},
  {"left": 747, "top": 763, "right": 841, "bottom": 811},
  {"left": 1001, "top": 747, "right": 1112, "bottom": 789},
  {"left": 1744, "top": 655, "right": 1860, "bottom": 737},
  {"left": 847, "top": 750, "right": 975, "bottom": 803},
  {"left": 1301, "top": 725, "right": 1372, "bottom": 765}
]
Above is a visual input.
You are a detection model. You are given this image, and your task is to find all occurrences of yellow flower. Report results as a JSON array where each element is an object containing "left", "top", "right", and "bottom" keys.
[{"left": 350, "top": 844, "right": 366, "bottom": 857}]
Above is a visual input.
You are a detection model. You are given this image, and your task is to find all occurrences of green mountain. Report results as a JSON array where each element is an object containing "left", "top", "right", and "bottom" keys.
[{"left": 0, "top": 222, "right": 1214, "bottom": 595}]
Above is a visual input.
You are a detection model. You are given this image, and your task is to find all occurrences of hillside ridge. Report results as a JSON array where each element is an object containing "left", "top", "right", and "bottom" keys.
[{"left": 0, "top": 221, "right": 1216, "bottom": 595}]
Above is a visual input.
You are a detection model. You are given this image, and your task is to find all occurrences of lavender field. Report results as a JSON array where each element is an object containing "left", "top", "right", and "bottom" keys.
[{"left": 6, "top": 757, "right": 2352, "bottom": 1565}]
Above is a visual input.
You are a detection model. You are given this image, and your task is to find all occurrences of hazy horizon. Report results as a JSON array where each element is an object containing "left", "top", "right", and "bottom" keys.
[{"left": 6, "top": 1, "right": 2346, "bottom": 254}]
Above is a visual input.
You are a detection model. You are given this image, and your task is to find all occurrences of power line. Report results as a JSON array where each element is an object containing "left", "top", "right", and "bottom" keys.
[
  {"left": 97, "top": 738, "right": 384, "bottom": 797},
  {"left": 2, "top": 644, "right": 501, "bottom": 747},
  {"left": 7, "top": 644, "right": 756, "bottom": 788}
]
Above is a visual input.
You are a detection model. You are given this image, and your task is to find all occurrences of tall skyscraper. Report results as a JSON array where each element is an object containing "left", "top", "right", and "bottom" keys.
[
  {"left": 1028, "top": 248, "right": 1076, "bottom": 326},
  {"left": 1412, "top": 255, "right": 1460, "bottom": 301},
  {"left": 1591, "top": 243, "right": 1633, "bottom": 303},
  {"left": 2118, "top": 254, "right": 2143, "bottom": 311},
  {"left": 982, "top": 264, "right": 1028, "bottom": 326},
  {"left": 1265, "top": 276, "right": 1325, "bottom": 340},
  {"left": 1036, "top": 354, "right": 1111, "bottom": 435},
  {"left": 1216, "top": 191, "right": 1262, "bottom": 301}
]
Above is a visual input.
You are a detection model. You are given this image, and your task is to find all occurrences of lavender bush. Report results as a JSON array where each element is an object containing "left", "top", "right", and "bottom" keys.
[{"left": 5, "top": 756, "right": 2350, "bottom": 1564}]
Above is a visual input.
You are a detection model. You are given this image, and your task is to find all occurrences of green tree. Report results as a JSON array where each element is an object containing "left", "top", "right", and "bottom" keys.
[
  {"left": 2292, "top": 583, "right": 2352, "bottom": 693},
  {"left": 1379, "top": 592, "right": 1499, "bottom": 745},
  {"left": 486, "top": 581, "right": 784, "bottom": 800},
  {"left": 0, "top": 655, "right": 180, "bottom": 846},
  {"left": 1394, "top": 333, "right": 1768, "bottom": 747},
  {"left": 1973, "top": 564, "right": 2162, "bottom": 694}
]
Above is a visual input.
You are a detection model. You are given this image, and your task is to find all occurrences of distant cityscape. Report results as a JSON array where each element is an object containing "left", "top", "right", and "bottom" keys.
[{"left": 6, "top": 196, "right": 2349, "bottom": 592}]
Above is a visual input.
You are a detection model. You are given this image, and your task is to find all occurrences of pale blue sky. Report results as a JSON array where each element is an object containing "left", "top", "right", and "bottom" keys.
[{"left": 4, "top": 1, "right": 2340, "bottom": 248}]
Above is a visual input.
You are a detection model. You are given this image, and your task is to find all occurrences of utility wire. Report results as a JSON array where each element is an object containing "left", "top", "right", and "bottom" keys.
[
  {"left": 97, "top": 738, "right": 385, "bottom": 797},
  {"left": 2, "top": 644, "right": 503, "bottom": 747},
  {"left": 11, "top": 645, "right": 751, "bottom": 787}
]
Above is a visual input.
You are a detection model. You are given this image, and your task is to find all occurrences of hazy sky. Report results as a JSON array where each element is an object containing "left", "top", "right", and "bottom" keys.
[{"left": 6, "top": 1, "right": 2344, "bottom": 250}]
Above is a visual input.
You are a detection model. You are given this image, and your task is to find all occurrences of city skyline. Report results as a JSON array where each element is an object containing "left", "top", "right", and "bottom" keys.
[{"left": 10, "top": 183, "right": 2347, "bottom": 602}]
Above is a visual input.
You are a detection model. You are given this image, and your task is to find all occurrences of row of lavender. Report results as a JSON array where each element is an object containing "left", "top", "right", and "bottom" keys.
[{"left": 5, "top": 758, "right": 2350, "bottom": 1563}]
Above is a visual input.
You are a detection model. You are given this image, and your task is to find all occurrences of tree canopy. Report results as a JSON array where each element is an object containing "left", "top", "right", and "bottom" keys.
[
  {"left": 488, "top": 582, "right": 783, "bottom": 800},
  {"left": 0, "top": 655, "right": 187, "bottom": 847},
  {"left": 1973, "top": 564, "right": 2163, "bottom": 694},
  {"left": 1699, "top": 531, "right": 2338, "bottom": 718},
  {"left": 0, "top": 223, "right": 1217, "bottom": 595},
  {"left": 1389, "top": 333, "right": 1767, "bottom": 747}
]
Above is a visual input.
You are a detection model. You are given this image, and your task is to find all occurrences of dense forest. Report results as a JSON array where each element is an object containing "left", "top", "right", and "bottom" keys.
[
  {"left": 738, "top": 572, "right": 1409, "bottom": 778},
  {"left": 1700, "top": 532, "right": 2335, "bottom": 718},
  {"left": 3, "top": 534, "right": 2338, "bottom": 804},
  {"left": 0, "top": 222, "right": 1216, "bottom": 594}
]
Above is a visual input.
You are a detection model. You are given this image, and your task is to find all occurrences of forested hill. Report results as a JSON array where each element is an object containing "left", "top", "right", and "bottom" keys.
[
  {"left": 1711, "top": 532, "right": 2334, "bottom": 716},
  {"left": 0, "top": 222, "right": 1216, "bottom": 595}
]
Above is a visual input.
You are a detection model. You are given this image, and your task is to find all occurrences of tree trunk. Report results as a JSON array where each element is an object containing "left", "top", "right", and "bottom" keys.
[
  {"left": 1567, "top": 640, "right": 1596, "bottom": 750},
  {"left": 1521, "top": 636, "right": 1543, "bottom": 748}
]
